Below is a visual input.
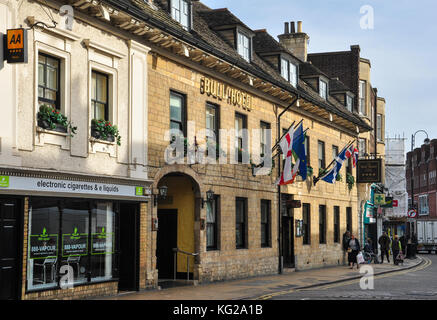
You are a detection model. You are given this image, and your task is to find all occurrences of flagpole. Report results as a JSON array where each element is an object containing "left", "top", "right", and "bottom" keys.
[
  {"left": 313, "top": 140, "right": 355, "bottom": 185},
  {"left": 276, "top": 95, "right": 299, "bottom": 275}
]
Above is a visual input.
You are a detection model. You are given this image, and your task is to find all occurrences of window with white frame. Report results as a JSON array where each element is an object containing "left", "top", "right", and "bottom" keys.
[
  {"left": 419, "top": 194, "right": 429, "bottom": 215},
  {"left": 281, "top": 58, "right": 289, "bottom": 81},
  {"left": 280, "top": 58, "right": 297, "bottom": 87},
  {"left": 346, "top": 94, "right": 353, "bottom": 112},
  {"left": 359, "top": 80, "right": 366, "bottom": 115},
  {"left": 38, "top": 53, "right": 60, "bottom": 110},
  {"left": 171, "top": 0, "right": 190, "bottom": 30},
  {"left": 319, "top": 79, "right": 328, "bottom": 100},
  {"left": 358, "top": 138, "right": 366, "bottom": 158},
  {"left": 289, "top": 63, "right": 297, "bottom": 87},
  {"left": 376, "top": 114, "right": 383, "bottom": 141},
  {"left": 237, "top": 32, "right": 250, "bottom": 62}
]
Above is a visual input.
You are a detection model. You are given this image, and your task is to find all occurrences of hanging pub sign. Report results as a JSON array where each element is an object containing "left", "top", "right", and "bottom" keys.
[
  {"left": 356, "top": 159, "right": 382, "bottom": 183},
  {"left": 4, "top": 28, "right": 28, "bottom": 63}
]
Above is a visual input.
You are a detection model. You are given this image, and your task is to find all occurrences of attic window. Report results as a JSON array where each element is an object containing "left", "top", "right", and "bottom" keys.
[
  {"left": 319, "top": 79, "right": 328, "bottom": 100},
  {"left": 171, "top": 0, "right": 191, "bottom": 31},
  {"left": 346, "top": 94, "right": 353, "bottom": 112},
  {"left": 280, "top": 58, "right": 297, "bottom": 87},
  {"left": 237, "top": 32, "right": 250, "bottom": 62}
]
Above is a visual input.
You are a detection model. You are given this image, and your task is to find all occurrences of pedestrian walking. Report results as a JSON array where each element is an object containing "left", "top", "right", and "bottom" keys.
[
  {"left": 378, "top": 232, "right": 390, "bottom": 263},
  {"left": 342, "top": 230, "right": 351, "bottom": 265},
  {"left": 347, "top": 234, "right": 361, "bottom": 270},
  {"left": 392, "top": 235, "right": 403, "bottom": 265},
  {"left": 399, "top": 234, "right": 407, "bottom": 256}
]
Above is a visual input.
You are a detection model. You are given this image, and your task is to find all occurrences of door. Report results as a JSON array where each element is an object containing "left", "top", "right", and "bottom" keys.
[
  {"left": 0, "top": 199, "right": 20, "bottom": 300},
  {"left": 282, "top": 216, "right": 294, "bottom": 268},
  {"left": 118, "top": 203, "right": 139, "bottom": 291},
  {"left": 157, "top": 209, "right": 177, "bottom": 279}
]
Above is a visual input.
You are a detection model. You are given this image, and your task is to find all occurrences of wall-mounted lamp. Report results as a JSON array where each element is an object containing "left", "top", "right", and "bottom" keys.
[
  {"left": 154, "top": 185, "right": 168, "bottom": 207},
  {"left": 201, "top": 189, "right": 215, "bottom": 208}
]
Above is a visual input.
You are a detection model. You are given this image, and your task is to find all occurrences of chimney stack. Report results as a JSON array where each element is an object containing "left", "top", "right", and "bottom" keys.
[{"left": 278, "top": 20, "right": 309, "bottom": 62}]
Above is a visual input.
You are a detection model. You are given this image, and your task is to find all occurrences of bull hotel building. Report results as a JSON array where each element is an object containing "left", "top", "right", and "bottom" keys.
[{"left": 0, "top": 0, "right": 385, "bottom": 299}]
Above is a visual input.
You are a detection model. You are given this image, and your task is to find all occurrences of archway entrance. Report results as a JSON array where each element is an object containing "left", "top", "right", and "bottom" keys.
[{"left": 156, "top": 173, "right": 200, "bottom": 284}]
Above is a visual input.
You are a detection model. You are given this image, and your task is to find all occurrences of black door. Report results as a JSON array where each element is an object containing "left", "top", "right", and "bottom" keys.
[
  {"left": 0, "top": 199, "right": 20, "bottom": 300},
  {"left": 282, "top": 216, "right": 295, "bottom": 268},
  {"left": 157, "top": 210, "right": 177, "bottom": 279},
  {"left": 118, "top": 203, "right": 139, "bottom": 291}
]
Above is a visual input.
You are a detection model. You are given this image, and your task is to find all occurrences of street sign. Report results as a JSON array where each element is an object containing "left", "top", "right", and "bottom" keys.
[
  {"left": 393, "top": 200, "right": 398, "bottom": 207},
  {"left": 5, "top": 28, "right": 28, "bottom": 63},
  {"left": 407, "top": 209, "right": 417, "bottom": 218}
]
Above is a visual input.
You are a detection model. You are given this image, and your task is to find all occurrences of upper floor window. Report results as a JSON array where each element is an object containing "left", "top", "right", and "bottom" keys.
[
  {"left": 237, "top": 32, "right": 250, "bottom": 62},
  {"left": 318, "top": 140, "right": 325, "bottom": 170},
  {"left": 376, "top": 114, "right": 383, "bottom": 142},
  {"left": 235, "top": 112, "right": 247, "bottom": 163},
  {"left": 260, "top": 121, "right": 270, "bottom": 156},
  {"left": 206, "top": 102, "right": 219, "bottom": 146},
  {"left": 91, "top": 71, "right": 109, "bottom": 121},
  {"left": 170, "top": 91, "right": 186, "bottom": 137},
  {"left": 171, "top": 0, "right": 190, "bottom": 30},
  {"left": 289, "top": 63, "right": 297, "bottom": 87},
  {"left": 358, "top": 138, "right": 366, "bottom": 158},
  {"left": 359, "top": 80, "right": 366, "bottom": 115},
  {"left": 346, "top": 94, "right": 353, "bottom": 112},
  {"left": 280, "top": 58, "right": 298, "bottom": 87},
  {"left": 38, "top": 53, "right": 60, "bottom": 110},
  {"left": 319, "top": 79, "right": 328, "bottom": 100},
  {"left": 281, "top": 58, "right": 289, "bottom": 81}
]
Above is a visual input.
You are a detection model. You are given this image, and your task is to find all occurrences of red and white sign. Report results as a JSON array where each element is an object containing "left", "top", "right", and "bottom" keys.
[
  {"left": 393, "top": 200, "right": 398, "bottom": 207},
  {"left": 407, "top": 209, "right": 417, "bottom": 218}
]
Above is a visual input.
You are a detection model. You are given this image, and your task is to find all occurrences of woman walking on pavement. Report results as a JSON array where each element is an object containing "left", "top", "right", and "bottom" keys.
[{"left": 347, "top": 234, "right": 361, "bottom": 270}]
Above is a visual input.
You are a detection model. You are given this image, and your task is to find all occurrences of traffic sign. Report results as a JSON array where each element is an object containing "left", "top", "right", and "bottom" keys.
[{"left": 407, "top": 209, "right": 417, "bottom": 218}]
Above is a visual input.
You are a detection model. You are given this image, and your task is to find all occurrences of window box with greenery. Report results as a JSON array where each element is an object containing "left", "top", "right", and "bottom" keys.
[
  {"left": 37, "top": 104, "right": 77, "bottom": 137},
  {"left": 91, "top": 119, "right": 121, "bottom": 146},
  {"left": 346, "top": 172, "right": 355, "bottom": 191},
  {"left": 307, "top": 166, "right": 314, "bottom": 177}
]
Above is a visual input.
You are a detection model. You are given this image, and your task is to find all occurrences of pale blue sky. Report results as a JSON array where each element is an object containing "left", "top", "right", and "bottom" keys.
[{"left": 202, "top": 0, "right": 437, "bottom": 150}]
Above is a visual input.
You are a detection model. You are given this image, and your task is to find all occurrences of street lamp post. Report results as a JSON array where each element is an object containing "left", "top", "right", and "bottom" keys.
[{"left": 409, "top": 130, "right": 430, "bottom": 239}]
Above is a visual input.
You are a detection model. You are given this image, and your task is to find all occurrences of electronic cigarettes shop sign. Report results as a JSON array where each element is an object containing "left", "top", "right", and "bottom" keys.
[{"left": 0, "top": 175, "right": 150, "bottom": 200}]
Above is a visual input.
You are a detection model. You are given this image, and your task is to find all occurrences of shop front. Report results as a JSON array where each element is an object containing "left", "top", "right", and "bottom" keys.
[{"left": 0, "top": 170, "right": 150, "bottom": 300}]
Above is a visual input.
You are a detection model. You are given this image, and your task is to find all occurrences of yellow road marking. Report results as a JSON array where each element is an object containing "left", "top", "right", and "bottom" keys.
[{"left": 255, "top": 257, "right": 432, "bottom": 300}]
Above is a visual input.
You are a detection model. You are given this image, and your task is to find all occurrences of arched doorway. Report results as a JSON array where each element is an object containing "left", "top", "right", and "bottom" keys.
[{"left": 156, "top": 173, "right": 201, "bottom": 282}]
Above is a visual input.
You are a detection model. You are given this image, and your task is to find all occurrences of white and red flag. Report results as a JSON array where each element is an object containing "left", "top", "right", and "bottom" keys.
[
  {"left": 345, "top": 145, "right": 359, "bottom": 167},
  {"left": 276, "top": 126, "right": 296, "bottom": 186}
]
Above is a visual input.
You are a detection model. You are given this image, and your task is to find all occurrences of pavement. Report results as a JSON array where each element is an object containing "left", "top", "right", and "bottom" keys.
[{"left": 103, "top": 256, "right": 424, "bottom": 300}]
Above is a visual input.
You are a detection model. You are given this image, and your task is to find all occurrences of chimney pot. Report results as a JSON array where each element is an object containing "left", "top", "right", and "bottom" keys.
[
  {"left": 284, "top": 22, "right": 289, "bottom": 34},
  {"left": 297, "top": 21, "right": 303, "bottom": 33},
  {"left": 290, "top": 21, "right": 295, "bottom": 33}
]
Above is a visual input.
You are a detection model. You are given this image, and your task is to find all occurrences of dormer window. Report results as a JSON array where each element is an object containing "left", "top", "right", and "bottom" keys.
[
  {"left": 346, "top": 94, "right": 353, "bottom": 112},
  {"left": 237, "top": 31, "right": 250, "bottom": 62},
  {"left": 171, "top": 0, "right": 190, "bottom": 31},
  {"left": 319, "top": 79, "right": 328, "bottom": 100},
  {"left": 280, "top": 58, "right": 298, "bottom": 87}
]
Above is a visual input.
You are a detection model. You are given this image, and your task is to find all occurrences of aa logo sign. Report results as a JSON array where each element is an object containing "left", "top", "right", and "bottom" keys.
[{"left": 5, "top": 28, "right": 28, "bottom": 63}]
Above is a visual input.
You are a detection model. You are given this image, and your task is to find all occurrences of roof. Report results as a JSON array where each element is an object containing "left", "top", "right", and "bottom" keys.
[{"left": 101, "top": 0, "right": 371, "bottom": 131}]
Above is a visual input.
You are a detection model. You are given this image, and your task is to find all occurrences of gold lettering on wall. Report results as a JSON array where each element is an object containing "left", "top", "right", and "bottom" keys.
[{"left": 200, "top": 77, "right": 253, "bottom": 111}]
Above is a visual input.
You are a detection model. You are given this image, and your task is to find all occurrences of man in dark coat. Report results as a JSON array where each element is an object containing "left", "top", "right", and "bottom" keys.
[
  {"left": 342, "top": 231, "right": 351, "bottom": 265},
  {"left": 392, "top": 235, "right": 402, "bottom": 265},
  {"left": 378, "top": 232, "right": 390, "bottom": 263},
  {"left": 399, "top": 234, "right": 407, "bottom": 256}
]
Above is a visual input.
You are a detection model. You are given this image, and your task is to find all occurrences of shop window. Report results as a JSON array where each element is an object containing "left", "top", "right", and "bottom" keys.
[
  {"left": 206, "top": 196, "right": 219, "bottom": 251},
  {"left": 302, "top": 204, "right": 311, "bottom": 245},
  {"left": 260, "top": 200, "right": 271, "bottom": 248},
  {"left": 235, "top": 197, "right": 247, "bottom": 249},
  {"left": 334, "top": 206, "right": 340, "bottom": 243},
  {"left": 26, "top": 198, "right": 117, "bottom": 292},
  {"left": 38, "top": 53, "right": 60, "bottom": 110},
  {"left": 91, "top": 71, "right": 109, "bottom": 121},
  {"left": 319, "top": 205, "right": 326, "bottom": 244}
]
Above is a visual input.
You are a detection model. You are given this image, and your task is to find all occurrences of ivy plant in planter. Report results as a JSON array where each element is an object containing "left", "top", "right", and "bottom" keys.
[
  {"left": 346, "top": 172, "right": 355, "bottom": 191},
  {"left": 37, "top": 104, "right": 77, "bottom": 137},
  {"left": 91, "top": 119, "right": 121, "bottom": 146}
]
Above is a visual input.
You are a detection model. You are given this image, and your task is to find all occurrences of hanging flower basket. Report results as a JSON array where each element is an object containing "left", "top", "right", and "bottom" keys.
[
  {"left": 346, "top": 172, "right": 355, "bottom": 190},
  {"left": 91, "top": 119, "right": 121, "bottom": 146},
  {"left": 37, "top": 104, "right": 77, "bottom": 137}
]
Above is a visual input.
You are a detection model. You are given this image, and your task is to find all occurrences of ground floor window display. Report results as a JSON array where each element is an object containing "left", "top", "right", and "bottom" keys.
[{"left": 27, "top": 198, "right": 116, "bottom": 291}]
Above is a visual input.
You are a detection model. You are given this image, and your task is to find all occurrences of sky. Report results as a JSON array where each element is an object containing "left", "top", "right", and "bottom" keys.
[{"left": 201, "top": 0, "right": 437, "bottom": 151}]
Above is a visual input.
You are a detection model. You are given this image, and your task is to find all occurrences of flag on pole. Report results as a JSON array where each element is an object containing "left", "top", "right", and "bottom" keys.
[
  {"left": 345, "top": 144, "right": 359, "bottom": 167},
  {"left": 276, "top": 126, "right": 295, "bottom": 185},
  {"left": 291, "top": 122, "right": 307, "bottom": 181},
  {"left": 315, "top": 142, "right": 352, "bottom": 185}
]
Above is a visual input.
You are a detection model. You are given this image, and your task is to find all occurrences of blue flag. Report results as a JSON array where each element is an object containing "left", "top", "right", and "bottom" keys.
[
  {"left": 319, "top": 144, "right": 349, "bottom": 184},
  {"left": 291, "top": 123, "right": 307, "bottom": 181}
]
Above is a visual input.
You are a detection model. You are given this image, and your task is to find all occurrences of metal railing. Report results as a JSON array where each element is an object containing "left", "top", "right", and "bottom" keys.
[{"left": 172, "top": 248, "right": 199, "bottom": 281}]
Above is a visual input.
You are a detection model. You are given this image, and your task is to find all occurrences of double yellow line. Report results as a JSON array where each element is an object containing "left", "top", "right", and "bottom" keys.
[{"left": 255, "top": 257, "right": 432, "bottom": 300}]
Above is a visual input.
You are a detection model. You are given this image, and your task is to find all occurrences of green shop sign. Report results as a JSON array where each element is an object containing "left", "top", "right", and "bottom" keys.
[
  {"left": 29, "top": 227, "right": 58, "bottom": 259},
  {"left": 0, "top": 176, "right": 9, "bottom": 187},
  {"left": 62, "top": 227, "right": 88, "bottom": 257}
]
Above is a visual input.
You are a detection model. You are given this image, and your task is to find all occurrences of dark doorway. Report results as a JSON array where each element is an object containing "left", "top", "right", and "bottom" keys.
[
  {"left": 157, "top": 209, "right": 177, "bottom": 279},
  {"left": 367, "top": 223, "right": 378, "bottom": 252},
  {"left": 0, "top": 198, "right": 21, "bottom": 300},
  {"left": 118, "top": 203, "right": 139, "bottom": 291},
  {"left": 282, "top": 215, "right": 295, "bottom": 268}
]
